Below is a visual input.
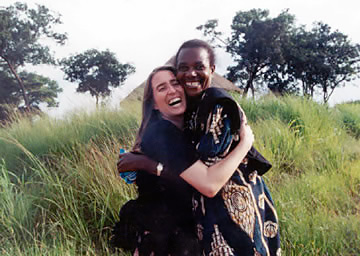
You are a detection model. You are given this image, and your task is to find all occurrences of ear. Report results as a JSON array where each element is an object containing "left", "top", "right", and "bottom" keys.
[{"left": 210, "top": 65, "right": 215, "bottom": 74}]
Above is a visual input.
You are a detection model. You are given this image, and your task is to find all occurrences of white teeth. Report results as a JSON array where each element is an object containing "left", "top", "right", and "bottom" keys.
[
  {"left": 169, "top": 97, "right": 181, "bottom": 106},
  {"left": 186, "top": 82, "right": 201, "bottom": 88},
  {"left": 169, "top": 97, "right": 180, "bottom": 104}
]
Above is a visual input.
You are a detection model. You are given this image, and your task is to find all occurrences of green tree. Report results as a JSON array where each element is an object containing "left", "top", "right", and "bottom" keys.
[
  {"left": 60, "top": 49, "right": 136, "bottom": 106},
  {"left": 0, "top": 66, "right": 62, "bottom": 121},
  {"left": 198, "top": 10, "right": 360, "bottom": 103},
  {"left": 285, "top": 23, "right": 360, "bottom": 102},
  {"left": 0, "top": 2, "right": 67, "bottom": 110},
  {"left": 0, "top": 67, "right": 19, "bottom": 106},
  {"left": 19, "top": 71, "right": 62, "bottom": 109},
  {"left": 198, "top": 9, "right": 295, "bottom": 97}
]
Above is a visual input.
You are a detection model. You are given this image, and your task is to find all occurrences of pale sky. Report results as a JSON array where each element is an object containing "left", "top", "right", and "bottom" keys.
[{"left": 3, "top": 0, "right": 360, "bottom": 117}]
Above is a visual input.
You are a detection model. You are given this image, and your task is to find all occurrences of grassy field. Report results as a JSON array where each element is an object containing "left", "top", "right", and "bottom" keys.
[{"left": 0, "top": 96, "right": 359, "bottom": 255}]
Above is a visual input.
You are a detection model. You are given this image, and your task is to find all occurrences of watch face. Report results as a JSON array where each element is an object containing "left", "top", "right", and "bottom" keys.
[{"left": 157, "top": 163, "right": 163, "bottom": 176}]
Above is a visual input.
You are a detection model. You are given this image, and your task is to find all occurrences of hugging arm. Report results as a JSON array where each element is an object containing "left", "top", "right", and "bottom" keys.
[
  {"left": 118, "top": 110, "right": 253, "bottom": 197},
  {"left": 180, "top": 126, "right": 252, "bottom": 197},
  {"left": 140, "top": 108, "right": 253, "bottom": 198},
  {"left": 117, "top": 118, "right": 252, "bottom": 190},
  {"left": 180, "top": 105, "right": 253, "bottom": 197},
  {"left": 117, "top": 152, "right": 159, "bottom": 176}
]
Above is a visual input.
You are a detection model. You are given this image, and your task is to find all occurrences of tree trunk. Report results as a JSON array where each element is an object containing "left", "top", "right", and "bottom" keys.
[
  {"left": 250, "top": 84, "right": 255, "bottom": 99},
  {"left": 310, "top": 85, "right": 315, "bottom": 98},
  {"left": 325, "top": 86, "right": 336, "bottom": 104},
  {"left": 242, "top": 82, "right": 250, "bottom": 98},
  {"left": 301, "top": 79, "right": 307, "bottom": 96},
  {"left": 3, "top": 57, "right": 30, "bottom": 110},
  {"left": 243, "top": 74, "right": 254, "bottom": 98}
]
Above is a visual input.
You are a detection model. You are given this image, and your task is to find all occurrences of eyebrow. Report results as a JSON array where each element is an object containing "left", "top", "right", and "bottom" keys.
[
  {"left": 178, "top": 61, "right": 204, "bottom": 66},
  {"left": 155, "top": 82, "right": 166, "bottom": 89},
  {"left": 177, "top": 62, "right": 187, "bottom": 66}
]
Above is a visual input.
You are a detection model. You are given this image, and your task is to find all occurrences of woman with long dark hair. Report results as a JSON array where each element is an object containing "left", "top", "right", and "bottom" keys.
[{"left": 112, "top": 65, "right": 254, "bottom": 256}]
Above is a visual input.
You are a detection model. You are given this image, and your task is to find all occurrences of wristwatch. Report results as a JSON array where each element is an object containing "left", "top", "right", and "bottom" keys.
[{"left": 156, "top": 162, "right": 163, "bottom": 176}]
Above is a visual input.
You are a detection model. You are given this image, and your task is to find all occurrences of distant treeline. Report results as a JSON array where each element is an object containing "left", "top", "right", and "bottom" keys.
[{"left": 1, "top": 3, "right": 359, "bottom": 123}]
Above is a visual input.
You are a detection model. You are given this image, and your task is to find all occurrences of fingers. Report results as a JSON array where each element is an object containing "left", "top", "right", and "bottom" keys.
[
  {"left": 117, "top": 152, "right": 138, "bottom": 173},
  {"left": 117, "top": 153, "right": 127, "bottom": 172},
  {"left": 237, "top": 105, "right": 251, "bottom": 141},
  {"left": 238, "top": 106, "right": 248, "bottom": 125},
  {"left": 239, "top": 120, "right": 255, "bottom": 144},
  {"left": 247, "top": 125, "right": 255, "bottom": 143},
  {"left": 242, "top": 113, "right": 248, "bottom": 126},
  {"left": 117, "top": 159, "right": 124, "bottom": 172},
  {"left": 117, "top": 161, "right": 131, "bottom": 173}
]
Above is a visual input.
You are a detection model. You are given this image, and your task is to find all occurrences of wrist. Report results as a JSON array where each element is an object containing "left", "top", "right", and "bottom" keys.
[
  {"left": 156, "top": 162, "right": 163, "bottom": 176},
  {"left": 139, "top": 155, "right": 152, "bottom": 171}
]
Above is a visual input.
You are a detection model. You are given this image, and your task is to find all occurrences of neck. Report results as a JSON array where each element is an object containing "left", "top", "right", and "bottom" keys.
[
  {"left": 162, "top": 114, "right": 184, "bottom": 129},
  {"left": 187, "top": 91, "right": 205, "bottom": 108}
]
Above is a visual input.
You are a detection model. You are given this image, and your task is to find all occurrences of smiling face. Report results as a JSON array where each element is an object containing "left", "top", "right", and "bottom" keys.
[
  {"left": 152, "top": 70, "right": 186, "bottom": 121},
  {"left": 176, "top": 47, "right": 215, "bottom": 97}
]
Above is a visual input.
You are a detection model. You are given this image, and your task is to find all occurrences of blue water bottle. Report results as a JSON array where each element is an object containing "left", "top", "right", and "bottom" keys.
[{"left": 118, "top": 148, "right": 137, "bottom": 184}]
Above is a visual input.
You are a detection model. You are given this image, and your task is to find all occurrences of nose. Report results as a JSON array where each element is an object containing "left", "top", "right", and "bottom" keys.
[
  {"left": 185, "top": 68, "right": 196, "bottom": 77},
  {"left": 168, "top": 84, "right": 177, "bottom": 94}
]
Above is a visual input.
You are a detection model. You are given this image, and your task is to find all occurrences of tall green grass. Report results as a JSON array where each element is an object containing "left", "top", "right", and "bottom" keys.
[
  {"left": 0, "top": 108, "right": 138, "bottom": 255},
  {"left": 0, "top": 139, "right": 136, "bottom": 255},
  {"left": 0, "top": 107, "right": 139, "bottom": 173},
  {"left": 0, "top": 96, "right": 359, "bottom": 255},
  {"left": 336, "top": 103, "right": 360, "bottom": 140}
]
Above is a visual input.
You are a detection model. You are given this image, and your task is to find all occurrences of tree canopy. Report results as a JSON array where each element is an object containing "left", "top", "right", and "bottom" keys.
[
  {"left": 60, "top": 49, "right": 136, "bottom": 105},
  {"left": 197, "top": 9, "right": 360, "bottom": 102},
  {"left": 198, "top": 9, "right": 295, "bottom": 97},
  {"left": 0, "top": 66, "right": 62, "bottom": 122},
  {"left": 286, "top": 23, "right": 360, "bottom": 102},
  {"left": 0, "top": 2, "right": 67, "bottom": 110}
]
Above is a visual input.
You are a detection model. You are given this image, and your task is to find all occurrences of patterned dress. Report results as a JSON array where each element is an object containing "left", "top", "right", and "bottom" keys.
[{"left": 184, "top": 88, "right": 281, "bottom": 256}]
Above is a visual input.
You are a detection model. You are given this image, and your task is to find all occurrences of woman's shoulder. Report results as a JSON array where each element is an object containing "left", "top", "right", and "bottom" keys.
[
  {"left": 204, "top": 87, "right": 234, "bottom": 101},
  {"left": 141, "top": 114, "right": 186, "bottom": 153},
  {"left": 141, "top": 113, "right": 199, "bottom": 176},
  {"left": 145, "top": 116, "right": 180, "bottom": 139},
  {"left": 200, "top": 88, "right": 242, "bottom": 130}
]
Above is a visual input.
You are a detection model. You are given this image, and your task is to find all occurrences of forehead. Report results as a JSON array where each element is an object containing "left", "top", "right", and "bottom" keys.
[
  {"left": 177, "top": 47, "right": 210, "bottom": 65},
  {"left": 152, "top": 70, "right": 176, "bottom": 87}
]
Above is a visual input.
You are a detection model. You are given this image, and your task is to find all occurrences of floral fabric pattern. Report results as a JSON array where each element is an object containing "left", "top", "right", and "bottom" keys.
[{"left": 184, "top": 88, "right": 280, "bottom": 256}]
